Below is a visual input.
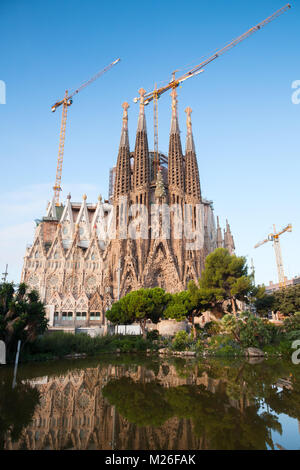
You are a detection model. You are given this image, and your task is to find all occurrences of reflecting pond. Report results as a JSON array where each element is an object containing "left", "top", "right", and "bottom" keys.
[{"left": 1, "top": 355, "right": 300, "bottom": 450}]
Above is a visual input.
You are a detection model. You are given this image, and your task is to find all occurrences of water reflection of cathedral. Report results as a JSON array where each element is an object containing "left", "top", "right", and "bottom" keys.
[{"left": 4, "top": 363, "right": 250, "bottom": 450}]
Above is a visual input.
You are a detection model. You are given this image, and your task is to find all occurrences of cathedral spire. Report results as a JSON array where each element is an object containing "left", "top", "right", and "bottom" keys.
[
  {"left": 114, "top": 102, "right": 131, "bottom": 199},
  {"left": 216, "top": 216, "right": 223, "bottom": 248},
  {"left": 133, "top": 88, "right": 150, "bottom": 190},
  {"left": 185, "top": 106, "right": 195, "bottom": 153},
  {"left": 170, "top": 87, "right": 180, "bottom": 134},
  {"left": 119, "top": 101, "right": 129, "bottom": 147},
  {"left": 137, "top": 87, "right": 146, "bottom": 132},
  {"left": 184, "top": 107, "right": 201, "bottom": 202},
  {"left": 168, "top": 87, "right": 184, "bottom": 195},
  {"left": 224, "top": 219, "right": 235, "bottom": 254}
]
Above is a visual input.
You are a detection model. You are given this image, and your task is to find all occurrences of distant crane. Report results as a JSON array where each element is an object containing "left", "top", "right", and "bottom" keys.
[
  {"left": 254, "top": 224, "right": 292, "bottom": 287},
  {"left": 1, "top": 264, "right": 8, "bottom": 282},
  {"left": 133, "top": 3, "right": 291, "bottom": 177},
  {"left": 51, "top": 58, "right": 121, "bottom": 206}
]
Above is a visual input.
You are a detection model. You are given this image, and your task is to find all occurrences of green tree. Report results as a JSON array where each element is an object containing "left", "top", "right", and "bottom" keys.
[
  {"left": 164, "top": 283, "right": 211, "bottom": 338},
  {"left": 164, "top": 291, "right": 190, "bottom": 321},
  {"left": 106, "top": 287, "right": 169, "bottom": 337},
  {"left": 253, "top": 285, "right": 275, "bottom": 317},
  {"left": 0, "top": 282, "right": 48, "bottom": 357},
  {"left": 199, "top": 248, "right": 255, "bottom": 316},
  {"left": 272, "top": 285, "right": 300, "bottom": 316}
]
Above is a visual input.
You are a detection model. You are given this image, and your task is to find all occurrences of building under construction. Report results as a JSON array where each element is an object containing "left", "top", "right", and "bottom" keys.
[
  {"left": 20, "top": 93, "right": 234, "bottom": 328},
  {"left": 20, "top": 4, "right": 293, "bottom": 328}
]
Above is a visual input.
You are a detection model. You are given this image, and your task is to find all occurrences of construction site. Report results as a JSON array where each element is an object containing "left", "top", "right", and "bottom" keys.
[{"left": 18, "top": 4, "right": 295, "bottom": 331}]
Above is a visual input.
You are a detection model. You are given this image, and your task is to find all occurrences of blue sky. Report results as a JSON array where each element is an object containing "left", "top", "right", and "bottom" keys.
[{"left": 0, "top": 0, "right": 299, "bottom": 286}]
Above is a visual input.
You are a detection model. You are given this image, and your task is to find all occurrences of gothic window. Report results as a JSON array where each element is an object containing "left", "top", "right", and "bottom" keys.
[
  {"left": 63, "top": 226, "right": 68, "bottom": 235},
  {"left": 34, "top": 251, "right": 39, "bottom": 259},
  {"left": 54, "top": 251, "right": 59, "bottom": 259}
]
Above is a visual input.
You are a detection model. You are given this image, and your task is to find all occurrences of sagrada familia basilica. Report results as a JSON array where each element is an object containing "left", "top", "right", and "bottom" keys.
[{"left": 21, "top": 88, "right": 235, "bottom": 328}]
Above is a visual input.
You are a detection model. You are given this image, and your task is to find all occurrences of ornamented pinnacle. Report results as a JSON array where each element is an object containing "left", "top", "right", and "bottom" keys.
[
  {"left": 83, "top": 194, "right": 87, "bottom": 201},
  {"left": 185, "top": 107, "right": 192, "bottom": 132},
  {"left": 122, "top": 102, "right": 129, "bottom": 122},
  {"left": 185, "top": 106, "right": 195, "bottom": 153},
  {"left": 137, "top": 88, "right": 146, "bottom": 131},
  {"left": 67, "top": 192, "right": 71, "bottom": 200},
  {"left": 170, "top": 87, "right": 179, "bottom": 134},
  {"left": 98, "top": 194, "right": 102, "bottom": 202},
  {"left": 120, "top": 102, "right": 130, "bottom": 147}
]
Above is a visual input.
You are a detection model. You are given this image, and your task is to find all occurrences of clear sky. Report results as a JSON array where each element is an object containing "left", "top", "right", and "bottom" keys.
[{"left": 0, "top": 0, "right": 299, "bottom": 287}]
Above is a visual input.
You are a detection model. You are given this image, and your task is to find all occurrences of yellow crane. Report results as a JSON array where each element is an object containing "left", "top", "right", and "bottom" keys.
[
  {"left": 133, "top": 3, "right": 291, "bottom": 176},
  {"left": 254, "top": 224, "right": 292, "bottom": 287},
  {"left": 51, "top": 58, "right": 121, "bottom": 206}
]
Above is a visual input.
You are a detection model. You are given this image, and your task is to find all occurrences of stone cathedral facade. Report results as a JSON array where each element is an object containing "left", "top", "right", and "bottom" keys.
[{"left": 21, "top": 88, "right": 235, "bottom": 328}]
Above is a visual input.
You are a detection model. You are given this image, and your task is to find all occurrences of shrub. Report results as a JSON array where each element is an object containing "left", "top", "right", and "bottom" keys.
[
  {"left": 203, "top": 321, "right": 222, "bottom": 336},
  {"left": 195, "top": 339, "right": 204, "bottom": 353},
  {"left": 208, "top": 334, "right": 242, "bottom": 356},
  {"left": 147, "top": 329, "right": 159, "bottom": 341},
  {"left": 238, "top": 316, "right": 278, "bottom": 349},
  {"left": 263, "top": 340, "right": 293, "bottom": 357},
  {"left": 283, "top": 313, "right": 300, "bottom": 333},
  {"left": 284, "top": 330, "right": 300, "bottom": 341},
  {"left": 220, "top": 314, "right": 281, "bottom": 349},
  {"left": 26, "top": 331, "right": 152, "bottom": 359},
  {"left": 171, "top": 331, "right": 192, "bottom": 351}
]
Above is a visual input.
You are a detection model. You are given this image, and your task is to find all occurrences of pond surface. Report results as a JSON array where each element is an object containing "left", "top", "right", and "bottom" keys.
[{"left": 1, "top": 354, "right": 300, "bottom": 450}]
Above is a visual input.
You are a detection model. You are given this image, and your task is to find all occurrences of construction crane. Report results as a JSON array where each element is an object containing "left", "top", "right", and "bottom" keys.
[
  {"left": 51, "top": 58, "right": 121, "bottom": 206},
  {"left": 134, "top": 3, "right": 291, "bottom": 176},
  {"left": 254, "top": 224, "right": 292, "bottom": 287}
]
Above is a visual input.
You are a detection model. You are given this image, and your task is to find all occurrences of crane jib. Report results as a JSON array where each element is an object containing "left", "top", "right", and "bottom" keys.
[{"left": 136, "top": 3, "right": 291, "bottom": 105}]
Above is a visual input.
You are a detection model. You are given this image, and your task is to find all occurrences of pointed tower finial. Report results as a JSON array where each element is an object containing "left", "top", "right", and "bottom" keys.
[
  {"left": 216, "top": 215, "right": 223, "bottom": 248},
  {"left": 185, "top": 106, "right": 192, "bottom": 128},
  {"left": 119, "top": 102, "right": 130, "bottom": 147},
  {"left": 83, "top": 194, "right": 87, "bottom": 201},
  {"left": 137, "top": 88, "right": 146, "bottom": 131},
  {"left": 122, "top": 101, "right": 129, "bottom": 117},
  {"left": 67, "top": 192, "right": 71, "bottom": 200},
  {"left": 170, "top": 87, "right": 179, "bottom": 134},
  {"left": 184, "top": 106, "right": 201, "bottom": 201},
  {"left": 98, "top": 194, "right": 102, "bottom": 202},
  {"left": 185, "top": 107, "right": 195, "bottom": 153}
]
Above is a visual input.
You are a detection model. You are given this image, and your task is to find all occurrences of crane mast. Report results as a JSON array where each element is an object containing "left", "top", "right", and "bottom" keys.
[
  {"left": 51, "top": 58, "right": 121, "bottom": 206},
  {"left": 254, "top": 224, "right": 292, "bottom": 287},
  {"left": 133, "top": 4, "right": 291, "bottom": 177}
]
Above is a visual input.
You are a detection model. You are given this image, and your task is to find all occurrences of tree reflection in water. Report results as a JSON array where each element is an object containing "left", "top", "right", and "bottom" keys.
[
  {"left": 102, "top": 374, "right": 282, "bottom": 450},
  {"left": 1, "top": 356, "right": 300, "bottom": 450},
  {"left": 0, "top": 377, "right": 40, "bottom": 449}
]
